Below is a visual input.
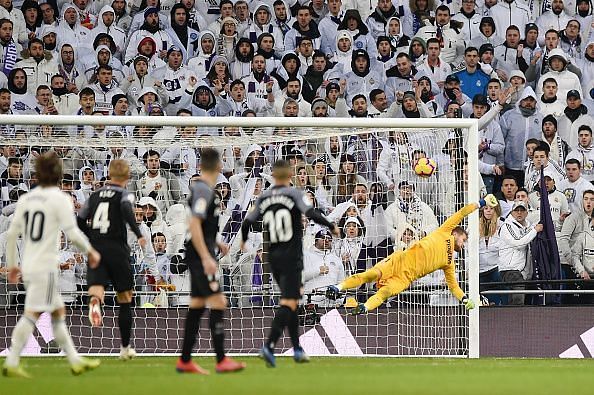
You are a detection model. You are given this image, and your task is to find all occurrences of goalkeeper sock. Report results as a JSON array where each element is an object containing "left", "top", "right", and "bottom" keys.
[
  {"left": 287, "top": 308, "right": 300, "bottom": 350},
  {"left": 267, "top": 305, "right": 291, "bottom": 350},
  {"left": 52, "top": 317, "right": 81, "bottom": 365},
  {"left": 118, "top": 303, "right": 132, "bottom": 348},
  {"left": 364, "top": 286, "right": 393, "bottom": 311},
  {"left": 181, "top": 307, "right": 205, "bottom": 362},
  {"left": 5, "top": 314, "right": 36, "bottom": 367},
  {"left": 209, "top": 309, "right": 225, "bottom": 363},
  {"left": 340, "top": 269, "right": 380, "bottom": 290}
]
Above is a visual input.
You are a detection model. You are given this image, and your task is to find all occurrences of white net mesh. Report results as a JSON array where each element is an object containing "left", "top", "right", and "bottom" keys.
[{"left": 0, "top": 116, "right": 478, "bottom": 357}]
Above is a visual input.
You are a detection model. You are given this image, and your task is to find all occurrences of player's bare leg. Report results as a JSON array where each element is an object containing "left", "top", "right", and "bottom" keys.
[
  {"left": 88, "top": 285, "right": 105, "bottom": 327},
  {"left": 116, "top": 290, "right": 135, "bottom": 360}
]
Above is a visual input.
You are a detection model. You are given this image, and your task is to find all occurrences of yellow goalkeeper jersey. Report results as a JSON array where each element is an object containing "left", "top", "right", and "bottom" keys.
[{"left": 381, "top": 204, "right": 477, "bottom": 300}]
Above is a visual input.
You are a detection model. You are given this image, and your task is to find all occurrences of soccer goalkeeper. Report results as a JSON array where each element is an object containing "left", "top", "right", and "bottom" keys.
[{"left": 326, "top": 195, "right": 499, "bottom": 314}]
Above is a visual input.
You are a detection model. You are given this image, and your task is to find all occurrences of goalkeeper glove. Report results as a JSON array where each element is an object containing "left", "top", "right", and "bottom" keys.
[
  {"left": 461, "top": 297, "right": 475, "bottom": 310},
  {"left": 479, "top": 194, "right": 498, "bottom": 208}
]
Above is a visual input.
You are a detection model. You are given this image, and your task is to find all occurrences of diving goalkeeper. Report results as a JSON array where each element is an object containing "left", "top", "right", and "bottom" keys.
[{"left": 326, "top": 195, "right": 499, "bottom": 314}]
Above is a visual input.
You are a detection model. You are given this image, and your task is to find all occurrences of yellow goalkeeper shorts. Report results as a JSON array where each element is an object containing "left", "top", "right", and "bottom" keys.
[
  {"left": 374, "top": 250, "right": 405, "bottom": 280},
  {"left": 378, "top": 277, "right": 412, "bottom": 296}
]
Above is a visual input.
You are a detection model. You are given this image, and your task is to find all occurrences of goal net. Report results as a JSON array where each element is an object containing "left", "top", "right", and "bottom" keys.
[{"left": 0, "top": 115, "right": 479, "bottom": 358}]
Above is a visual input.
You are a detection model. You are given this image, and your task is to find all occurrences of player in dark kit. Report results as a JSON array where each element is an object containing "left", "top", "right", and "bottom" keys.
[
  {"left": 77, "top": 159, "right": 146, "bottom": 360},
  {"left": 240, "top": 160, "right": 340, "bottom": 367},
  {"left": 176, "top": 148, "right": 246, "bottom": 375}
]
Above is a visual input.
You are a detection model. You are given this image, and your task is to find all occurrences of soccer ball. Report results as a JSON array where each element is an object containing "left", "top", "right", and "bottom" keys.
[{"left": 414, "top": 157, "right": 437, "bottom": 178}]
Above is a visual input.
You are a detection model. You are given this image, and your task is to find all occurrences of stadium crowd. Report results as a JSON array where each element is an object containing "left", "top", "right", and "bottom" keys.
[{"left": 0, "top": 0, "right": 594, "bottom": 307}]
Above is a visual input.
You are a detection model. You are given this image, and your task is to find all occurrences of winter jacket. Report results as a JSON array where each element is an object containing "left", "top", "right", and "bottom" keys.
[
  {"left": 415, "top": 20, "right": 465, "bottom": 66},
  {"left": 536, "top": 53, "right": 582, "bottom": 105},
  {"left": 572, "top": 218, "right": 594, "bottom": 274},
  {"left": 566, "top": 145, "right": 594, "bottom": 182},
  {"left": 479, "top": 220, "right": 503, "bottom": 273},
  {"left": 14, "top": 50, "right": 59, "bottom": 94},
  {"left": 129, "top": 169, "right": 183, "bottom": 213},
  {"left": 452, "top": 10, "right": 482, "bottom": 42},
  {"left": 559, "top": 210, "right": 589, "bottom": 265},
  {"left": 489, "top": 0, "right": 531, "bottom": 39},
  {"left": 498, "top": 216, "right": 538, "bottom": 276},
  {"left": 499, "top": 87, "right": 543, "bottom": 170},
  {"left": 536, "top": 10, "right": 572, "bottom": 46}
]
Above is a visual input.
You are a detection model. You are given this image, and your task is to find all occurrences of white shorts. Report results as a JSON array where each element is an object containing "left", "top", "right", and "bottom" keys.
[{"left": 22, "top": 272, "right": 64, "bottom": 312}]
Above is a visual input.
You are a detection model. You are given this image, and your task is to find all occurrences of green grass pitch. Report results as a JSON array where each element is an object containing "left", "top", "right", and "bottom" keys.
[{"left": 2, "top": 357, "right": 594, "bottom": 395}]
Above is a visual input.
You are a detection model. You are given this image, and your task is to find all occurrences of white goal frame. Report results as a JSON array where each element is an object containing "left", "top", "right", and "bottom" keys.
[{"left": 0, "top": 115, "right": 480, "bottom": 358}]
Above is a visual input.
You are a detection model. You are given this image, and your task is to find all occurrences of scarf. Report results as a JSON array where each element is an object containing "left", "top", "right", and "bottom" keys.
[
  {"left": 141, "top": 21, "right": 160, "bottom": 34},
  {"left": 59, "top": 63, "right": 79, "bottom": 86},
  {"left": 398, "top": 196, "right": 421, "bottom": 215},
  {"left": 275, "top": 17, "right": 291, "bottom": 35},
  {"left": 172, "top": 22, "right": 188, "bottom": 49},
  {"left": 52, "top": 86, "right": 68, "bottom": 96},
  {"left": 543, "top": 133, "right": 565, "bottom": 165},
  {"left": 403, "top": 107, "right": 420, "bottom": 118},
  {"left": 519, "top": 106, "right": 536, "bottom": 117},
  {"left": 564, "top": 105, "right": 587, "bottom": 123},
  {"left": 540, "top": 95, "right": 557, "bottom": 104},
  {"left": 2, "top": 39, "right": 17, "bottom": 76}
]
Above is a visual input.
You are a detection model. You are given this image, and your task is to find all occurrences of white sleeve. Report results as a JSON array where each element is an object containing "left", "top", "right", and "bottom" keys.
[
  {"left": 6, "top": 201, "right": 24, "bottom": 269},
  {"left": 58, "top": 195, "right": 91, "bottom": 254},
  {"left": 141, "top": 225, "right": 161, "bottom": 280}
]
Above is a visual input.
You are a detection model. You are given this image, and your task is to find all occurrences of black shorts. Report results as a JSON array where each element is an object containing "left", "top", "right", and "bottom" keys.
[
  {"left": 87, "top": 242, "right": 133, "bottom": 292},
  {"left": 271, "top": 265, "right": 303, "bottom": 299},
  {"left": 188, "top": 259, "right": 221, "bottom": 298}
]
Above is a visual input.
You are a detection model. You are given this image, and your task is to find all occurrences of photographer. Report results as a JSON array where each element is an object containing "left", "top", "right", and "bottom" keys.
[{"left": 302, "top": 229, "right": 345, "bottom": 307}]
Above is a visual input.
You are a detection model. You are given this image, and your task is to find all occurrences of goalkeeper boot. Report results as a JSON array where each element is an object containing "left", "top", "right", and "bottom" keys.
[
  {"left": 119, "top": 346, "right": 137, "bottom": 361},
  {"left": 259, "top": 345, "right": 276, "bottom": 368},
  {"left": 348, "top": 303, "right": 368, "bottom": 316},
  {"left": 71, "top": 357, "right": 101, "bottom": 376},
  {"left": 215, "top": 357, "right": 246, "bottom": 373},
  {"left": 176, "top": 359, "right": 210, "bottom": 375},
  {"left": 325, "top": 285, "right": 341, "bottom": 300},
  {"left": 2, "top": 364, "right": 31, "bottom": 378},
  {"left": 293, "top": 347, "right": 310, "bottom": 363},
  {"left": 88, "top": 297, "right": 103, "bottom": 327}
]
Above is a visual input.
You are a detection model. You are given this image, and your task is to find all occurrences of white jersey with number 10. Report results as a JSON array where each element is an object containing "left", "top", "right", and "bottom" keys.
[{"left": 6, "top": 186, "right": 91, "bottom": 275}]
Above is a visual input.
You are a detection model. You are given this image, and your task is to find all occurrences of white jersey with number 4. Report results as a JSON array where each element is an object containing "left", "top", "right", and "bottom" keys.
[{"left": 6, "top": 186, "right": 91, "bottom": 275}]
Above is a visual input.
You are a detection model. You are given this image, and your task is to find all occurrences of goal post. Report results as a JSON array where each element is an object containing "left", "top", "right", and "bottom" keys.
[{"left": 0, "top": 115, "right": 479, "bottom": 358}]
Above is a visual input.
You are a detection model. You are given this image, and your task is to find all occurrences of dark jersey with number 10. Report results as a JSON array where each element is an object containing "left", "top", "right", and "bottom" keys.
[
  {"left": 241, "top": 186, "right": 334, "bottom": 270},
  {"left": 77, "top": 184, "right": 143, "bottom": 247}
]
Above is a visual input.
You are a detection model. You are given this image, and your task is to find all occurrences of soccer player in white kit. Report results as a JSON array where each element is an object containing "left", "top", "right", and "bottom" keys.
[{"left": 2, "top": 152, "right": 102, "bottom": 378}]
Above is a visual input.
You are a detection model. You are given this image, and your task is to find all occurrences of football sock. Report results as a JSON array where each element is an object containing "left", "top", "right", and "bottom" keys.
[
  {"left": 5, "top": 314, "right": 36, "bottom": 367},
  {"left": 118, "top": 303, "right": 132, "bottom": 348},
  {"left": 181, "top": 307, "right": 205, "bottom": 362},
  {"left": 52, "top": 317, "right": 81, "bottom": 365},
  {"left": 287, "top": 308, "right": 300, "bottom": 349},
  {"left": 339, "top": 269, "right": 380, "bottom": 290},
  {"left": 267, "top": 305, "right": 291, "bottom": 351},
  {"left": 364, "top": 286, "right": 393, "bottom": 311},
  {"left": 209, "top": 309, "right": 225, "bottom": 363}
]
